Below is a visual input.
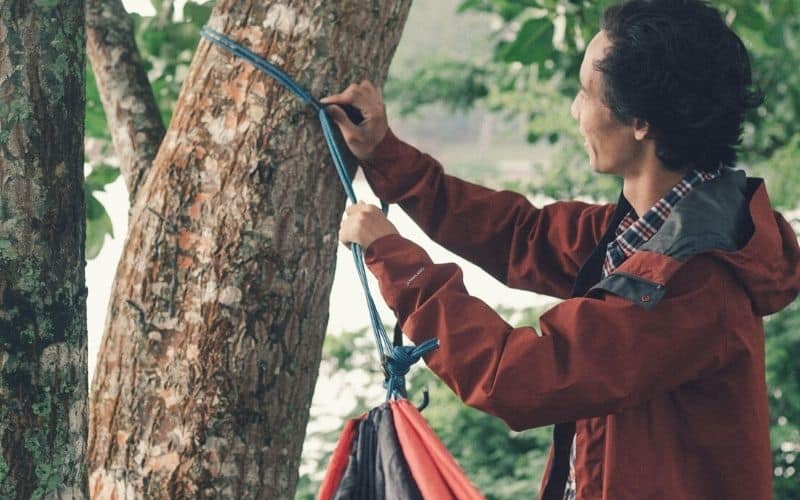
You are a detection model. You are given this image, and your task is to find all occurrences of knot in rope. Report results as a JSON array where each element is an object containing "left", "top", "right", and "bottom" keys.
[{"left": 383, "top": 338, "right": 439, "bottom": 399}]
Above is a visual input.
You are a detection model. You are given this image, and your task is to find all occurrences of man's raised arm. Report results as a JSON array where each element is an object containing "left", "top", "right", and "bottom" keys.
[{"left": 323, "top": 81, "right": 614, "bottom": 298}]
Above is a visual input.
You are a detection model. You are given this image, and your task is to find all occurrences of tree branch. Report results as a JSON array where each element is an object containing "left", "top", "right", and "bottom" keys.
[
  {"left": 155, "top": 0, "right": 175, "bottom": 28},
  {"left": 86, "top": 0, "right": 166, "bottom": 202}
]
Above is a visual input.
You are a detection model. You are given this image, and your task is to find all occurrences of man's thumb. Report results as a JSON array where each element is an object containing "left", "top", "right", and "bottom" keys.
[{"left": 325, "top": 104, "right": 356, "bottom": 130}]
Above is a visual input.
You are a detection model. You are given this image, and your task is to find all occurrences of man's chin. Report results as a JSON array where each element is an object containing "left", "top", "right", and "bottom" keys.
[{"left": 588, "top": 159, "right": 616, "bottom": 175}]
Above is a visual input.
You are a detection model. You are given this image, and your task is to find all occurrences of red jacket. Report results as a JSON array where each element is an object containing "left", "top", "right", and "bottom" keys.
[{"left": 360, "top": 130, "right": 800, "bottom": 499}]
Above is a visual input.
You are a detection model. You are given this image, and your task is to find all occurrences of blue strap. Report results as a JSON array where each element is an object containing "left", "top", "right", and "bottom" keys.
[
  {"left": 200, "top": 26, "right": 438, "bottom": 399},
  {"left": 383, "top": 338, "right": 440, "bottom": 400}
]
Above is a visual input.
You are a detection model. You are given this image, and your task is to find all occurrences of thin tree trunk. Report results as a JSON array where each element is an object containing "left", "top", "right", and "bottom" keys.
[
  {"left": 88, "top": 1, "right": 411, "bottom": 498},
  {"left": 155, "top": 0, "right": 176, "bottom": 28},
  {"left": 0, "top": 2, "right": 88, "bottom": 499},
  {"left": 86, "top": 0, "right": 166, "bottom": 201}
]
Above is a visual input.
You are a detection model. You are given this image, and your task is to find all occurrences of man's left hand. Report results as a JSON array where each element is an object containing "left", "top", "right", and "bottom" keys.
[{"left": 339, "top": 201, "right": 399, "bottom": 249}]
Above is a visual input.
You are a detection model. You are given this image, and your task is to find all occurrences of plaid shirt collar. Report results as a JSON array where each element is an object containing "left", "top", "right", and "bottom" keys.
[{"left": 602, "top": 168, "right": 723, "bottom": 277}]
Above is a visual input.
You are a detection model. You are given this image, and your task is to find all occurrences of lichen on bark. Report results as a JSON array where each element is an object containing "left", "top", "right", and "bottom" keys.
[{"left": 0, "top": 1, "right": 89, "bottom": 498}]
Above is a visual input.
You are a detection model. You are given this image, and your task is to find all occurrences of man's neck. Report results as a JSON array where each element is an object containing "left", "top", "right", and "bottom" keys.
[{"left": 622, "top": 164, "right": 689, "bottom": 217}]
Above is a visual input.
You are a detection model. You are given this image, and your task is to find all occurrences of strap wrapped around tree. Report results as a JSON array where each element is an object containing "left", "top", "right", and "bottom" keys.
[{"left": 201, "top": 27, "right": 483, "bottom": 499}]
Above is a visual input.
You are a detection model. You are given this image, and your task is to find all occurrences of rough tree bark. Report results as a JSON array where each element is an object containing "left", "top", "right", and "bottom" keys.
[
  {"left": 0, "top": 1, "right": 88, "bottom": 499},
  {"left": 88, "top": 1, "right": 412, "bottom": 498},
  {"left": 86, "top": 0, "right": 167, "bottom": 202}
]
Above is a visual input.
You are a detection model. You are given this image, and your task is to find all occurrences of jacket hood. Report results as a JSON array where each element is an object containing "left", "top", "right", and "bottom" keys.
[
  {"left": 637, "top": 168, "right": 800, "bottom": 316},
  {"left": 712, "top": 174, "right": 799, "bottom": 316},
  {"left": 587, "top": 169, "right": 800, "bottom": 316}
]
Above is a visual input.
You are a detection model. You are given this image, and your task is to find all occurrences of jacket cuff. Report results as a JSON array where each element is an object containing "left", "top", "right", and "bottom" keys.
[
  {"left": 359, "top": 129, "right": 431, "bottom": 203},
  {"left": 363, "top": 128, "right": 406, "bottom": 165}
]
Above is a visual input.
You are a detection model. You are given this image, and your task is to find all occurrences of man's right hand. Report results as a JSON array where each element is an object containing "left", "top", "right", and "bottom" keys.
[{"left": 321, "top": 80, "right": 389, "bottom": 161}]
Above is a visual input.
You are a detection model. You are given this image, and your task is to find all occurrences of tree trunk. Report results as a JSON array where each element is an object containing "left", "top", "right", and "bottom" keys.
[
  {"left": 88, "top": 1, "right": 411, "bottom": 498},
  {"left": 0, "top": 2, "right": 88, "bottom": 499},
  {"left": 86, "top": 0, "right": 166, "bottom": 202}
]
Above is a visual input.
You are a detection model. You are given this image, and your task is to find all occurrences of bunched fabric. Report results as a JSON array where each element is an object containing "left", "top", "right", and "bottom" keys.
[{"left": 319, "top": 400, "right": 484, "bottom": 500}]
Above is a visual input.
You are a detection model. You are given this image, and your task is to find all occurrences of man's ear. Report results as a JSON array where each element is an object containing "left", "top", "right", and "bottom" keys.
[{"left": 632, "top": 118, "right": 650, "bottom": 141}]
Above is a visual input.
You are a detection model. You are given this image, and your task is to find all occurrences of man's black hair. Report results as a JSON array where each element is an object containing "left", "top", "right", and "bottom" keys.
[{"left": 598, "top": 0, "right": 763, "bottom": 172}]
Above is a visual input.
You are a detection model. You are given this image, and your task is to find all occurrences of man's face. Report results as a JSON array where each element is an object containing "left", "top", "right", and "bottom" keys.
[{"left": 571, "top": 31, "right": 644, "bottom": 175}]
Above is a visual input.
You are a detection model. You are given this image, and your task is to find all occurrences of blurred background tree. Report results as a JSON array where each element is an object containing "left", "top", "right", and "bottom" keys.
[{"left": 85, "top": 0, "right": 799, "bottom": 498}]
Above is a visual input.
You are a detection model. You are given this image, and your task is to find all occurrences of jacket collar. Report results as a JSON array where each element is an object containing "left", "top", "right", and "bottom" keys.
[{"left": 588, "top": 168, "right": 755, "bottom": 309}]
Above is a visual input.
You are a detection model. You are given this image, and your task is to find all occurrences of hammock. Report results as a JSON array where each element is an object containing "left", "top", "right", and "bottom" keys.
[
  {"left": 201, "top": 26, "right": 484, "bottom": 499},
  {"left": 320, "top": 400, "right": 482, "bottom": 500}
]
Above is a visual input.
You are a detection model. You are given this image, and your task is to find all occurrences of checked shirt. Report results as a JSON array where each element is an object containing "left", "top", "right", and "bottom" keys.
[{"left": 563, "top": 166, "right": 722, "bottom": 500}]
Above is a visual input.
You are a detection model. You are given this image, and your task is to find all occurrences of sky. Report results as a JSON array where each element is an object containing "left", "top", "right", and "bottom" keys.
[{"left": 122, "top": 0, "right": 155, "bottom": 16}]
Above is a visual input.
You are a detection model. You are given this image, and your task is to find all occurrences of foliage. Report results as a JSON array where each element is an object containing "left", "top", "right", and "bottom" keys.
[
  {"left": 389, "top": 0, "right": 800, "bottom": 208},
  {"left": 84, "top": 163, "right": 120, "bottom": 259},
  {"left": 384, "top": 59, "right": 490, "bottom": 116},
  {"left": 765, "top": 299, "right": 800, "bottom": 498},
  {"left": 404, "top": 364, "right": 552, "bottom": 498}
]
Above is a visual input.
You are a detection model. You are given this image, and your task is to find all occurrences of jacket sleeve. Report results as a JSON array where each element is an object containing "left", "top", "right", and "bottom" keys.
[
  {"left": 360, "top": 129, "right": 615, "bottom": 299},
  {"left": 364, "top": 234, "right": 736, "bottom": 430}
]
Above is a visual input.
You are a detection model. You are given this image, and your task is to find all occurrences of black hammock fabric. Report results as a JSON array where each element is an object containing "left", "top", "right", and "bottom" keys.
[
  {"left": 332, "top": 405, "right": 422, "bottom": 500},
  {"left": 319, "top": 399, "right": 483, "bottom": 500}
]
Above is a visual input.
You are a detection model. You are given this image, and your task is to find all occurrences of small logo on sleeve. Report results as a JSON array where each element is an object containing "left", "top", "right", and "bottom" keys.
[{"left": 406, "top": 267, "right": 425, "bottom": 286}]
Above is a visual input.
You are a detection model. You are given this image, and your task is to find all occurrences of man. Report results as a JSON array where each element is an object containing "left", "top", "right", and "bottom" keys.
[{"left": 322, "top": 0, "right": 800, "bottom": 498}]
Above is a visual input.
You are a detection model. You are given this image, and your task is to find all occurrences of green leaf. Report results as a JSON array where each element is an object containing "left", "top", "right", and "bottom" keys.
[
  {"left": 85, "top": 164, "right": 121, "bottom": 192},
  {"left": 183, "top": 1, "right": 214, "bottom": 26},
  {"left": 85, "top": 65, "right": 110, "bottom": 140},
  {"left": 496, "top": 17, "right": 554, "bottom": 65},
  {"left": 85, "top": 194, "right": 114, "bottom": 259},
  {"left": 85, "top": 192, "right": 105, "bottom": 221}
]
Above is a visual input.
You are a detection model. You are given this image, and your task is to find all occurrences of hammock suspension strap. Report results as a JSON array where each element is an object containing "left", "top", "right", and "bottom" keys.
[{"left": 200, "top": 26, "right": 439, "bottom": 401}]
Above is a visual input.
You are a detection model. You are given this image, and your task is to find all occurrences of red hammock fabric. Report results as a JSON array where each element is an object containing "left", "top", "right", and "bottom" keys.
[
  {"left": 319, "top": 399, "right": 483, "bottom": 500},
  {"left": 319, "top": 419, "right": 361, "bottom": 500}
]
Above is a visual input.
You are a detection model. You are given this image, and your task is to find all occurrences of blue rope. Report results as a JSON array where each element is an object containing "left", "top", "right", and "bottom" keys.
[
  {"left": 383, "top": 338, "right": 440, "bottom": 400},
  {"left": 200, "top": 26, "right": 439, "bottom": 399}
]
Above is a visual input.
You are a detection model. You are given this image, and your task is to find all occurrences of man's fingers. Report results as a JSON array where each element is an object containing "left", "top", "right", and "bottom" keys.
[
  {"left": 364, "top": 80, "right": 381, "bottom": 99},
  {"left": 322, "top": 81, "right": 387, "bottom": 160},
  {"left": 325, "top": 105, "right": 360, "bottom": 134},
  {"left": 344, "top": 202, "right": 362, "bottom": 216},
  {"left": 321, "top": 86, "right": 360, "bottom": 105},
  {"left": 320, "top": 90, "right": 353, "bottom": 104},
  {"left": 322, "top": 83, "right": 377, "bottom": 109},
  {"left": 345, "top": 201, "right": 371, "bottom": 215},
  {"left": 338, "top": 227, "right": 353, "bottom": 249},
  {"left": 319, "top": 94, "right": 342, "bottom": 104}
]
